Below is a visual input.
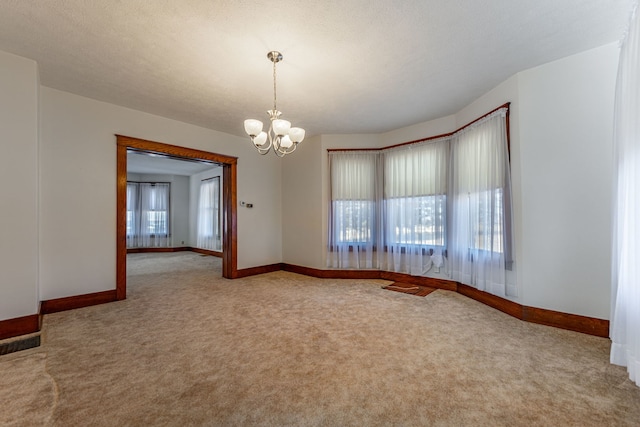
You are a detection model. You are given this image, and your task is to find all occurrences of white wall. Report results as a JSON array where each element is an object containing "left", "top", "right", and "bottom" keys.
[
  {"left": 281, "top": 136, "right": 324, "bottom": 268},
  {"left": 189, "top": 166, "right": 223, "bottom": 249},
  {"left": 0, "top": 51, "right": 39, "bottom": 320},
  {"left": 127, "top": 173, "right": 190, "bottom": 246},
  {"left": 380, "top": 114, "right": 456, "bottom": 145},
  {"left": 39, "top": 87, "right": 282, "bottom": 300},
  {"left": 516, "top": 43, "right": 619, "bottom": 319}
]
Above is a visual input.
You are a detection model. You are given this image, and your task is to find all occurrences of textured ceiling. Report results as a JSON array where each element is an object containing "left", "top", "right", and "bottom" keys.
[{"left": 0, "top": 1, "right": 635, "bottom": 137}]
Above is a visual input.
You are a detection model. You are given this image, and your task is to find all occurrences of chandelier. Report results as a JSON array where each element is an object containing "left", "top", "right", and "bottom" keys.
[{"left": 244, "top": 51, "right": 305, "bottom": 157}]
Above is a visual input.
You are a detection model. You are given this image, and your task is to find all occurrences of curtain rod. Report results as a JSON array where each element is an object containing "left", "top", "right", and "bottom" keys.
[
  {"left": 126, "top": 181, "right": 172, "bottom": 185},
  {"left": 201, "top": 176, "right": 220, "bottom": 182},
  {"left": 327, "top": 102, "right": 510, "bottom": 153}
]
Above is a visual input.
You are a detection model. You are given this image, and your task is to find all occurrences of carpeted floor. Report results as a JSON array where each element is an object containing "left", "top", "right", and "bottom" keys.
[{"left": 2, "top": 252, "right": 640, "bottom": 426}]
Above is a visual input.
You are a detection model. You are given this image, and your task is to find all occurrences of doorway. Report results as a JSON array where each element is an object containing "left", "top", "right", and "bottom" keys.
[{"left": 116, "top": 135, "right": 238, "bottom": 300}]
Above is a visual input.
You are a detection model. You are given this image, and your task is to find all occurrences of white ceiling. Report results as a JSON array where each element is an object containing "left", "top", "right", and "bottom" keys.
[
  {"left": 127, "top": 151, "right": 219, "bottom": 176},
  {"left": 0, "top": 1, "right": 634, "bottom": 137}
]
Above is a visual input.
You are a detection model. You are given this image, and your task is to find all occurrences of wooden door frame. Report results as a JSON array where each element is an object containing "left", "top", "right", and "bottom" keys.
[{"left": 116, "top": 135, "right": 238, "bottom": 300}]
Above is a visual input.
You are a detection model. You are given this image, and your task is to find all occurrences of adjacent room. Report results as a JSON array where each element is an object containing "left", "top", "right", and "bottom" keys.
[{"left": 1, "top": 1, "right": 640, "bottom": 425}]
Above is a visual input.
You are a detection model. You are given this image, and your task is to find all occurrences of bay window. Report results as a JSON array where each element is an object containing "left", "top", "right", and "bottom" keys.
[{"left": 327, "top": 106, "right": 515, "bottom": 297}]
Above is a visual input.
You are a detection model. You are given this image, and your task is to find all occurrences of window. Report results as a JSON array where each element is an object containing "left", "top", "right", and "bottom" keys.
[
  {"left": 126, "top": 182, "right": 171, "bottom": 248},
  {"left": 145, "top": 211, "right": 168, "bottom": 235},
  {"left": 196, "top": 177, "right": 221, "bottom": 251},
  {"left": 383, "top": 139, "right": 449, "bottom": 250},
  {"left": 328, "top": 152, "right": 378, "bottom": 269},
  {"left": 329, "top": 152, "right": 378, "bottom": 246},
  {"left": 327, "top": 106, "right": 515, "bottom": 297},
  {"left": 471, "top": 188, "right": 504, "bottom": 253},
  {"left": 332, "top": 200, "right": 375, "bottom": 243},
  {"left": 385, "top": 194, "right": 446, "bottom": 246},
  {"left": 447, "top": 111, "right": 513, "bottom": 295}
]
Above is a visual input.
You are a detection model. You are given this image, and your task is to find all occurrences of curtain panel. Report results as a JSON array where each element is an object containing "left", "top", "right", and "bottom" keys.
[
  {"left": 327, "top": 107, "right": 515, "bottom": 297},
  {"left": 382, "top": 138, "right": 449, "bottom": 275},
  {"left": 126, "top": 182, "right": 171, "bottom": 248},
  {"left": 447, "top": 110, "right": 516, "bottom": 297},
  {"left": 328, "top": 151, "right": 381, "bottom": 269},
  {"left": 610, "top": 1, "right": 640, "bottom": 387},
  {"left": 196, "top": 177, "right": 221, "bottom": 251}
]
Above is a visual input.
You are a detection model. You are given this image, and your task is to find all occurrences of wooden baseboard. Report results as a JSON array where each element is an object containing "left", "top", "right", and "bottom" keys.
[
  {"left": 280, "top": 265, "right": 458, "bottom": 292},
  {"left": 380, "top": 271, "right": 457, "bottom": 291},
  {"left": 41, "top": 290, "right": 118, "bottom": 315},
  {"left": 522, "top": 306, "right": 609, "bottom": 338},
  {"left": 456, "top": 283, "right": 523, "bottom": 319},
  {"left": 235, "top": 263, "right": 282, "bottom": 278},
  {"left": 127, "top": 247, "right": 224, "bottom": 258},
  {"left": 0, "top": 314, "right": 40, "bottom": 340},
  {"left": 190, "top": 247, "right": 223, "bottom": 258},
  {"left": 282, "top": 264, "right": 381, "bottom": 279},
  {"left": 127, "top": 247, "right": 192, "bottom": 254}
]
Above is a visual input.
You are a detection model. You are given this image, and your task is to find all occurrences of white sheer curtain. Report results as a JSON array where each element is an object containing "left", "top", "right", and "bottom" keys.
[
  {"left": 328, "top": 151, "right": 380, "bottom": 269},
  {"left": 610, "top": 2, "right": 640, "bottom": 387},
  {"left": 447, "top": 109, "right": 516, "bottom": 297},
  {"left": 327, "top": 108, "right": 513, "bottom": 288},
  {"left": 197, "top": 177, "right": 221, "bottom": 251},
  {"left": 126, "top": 182, "right": 171, "bottom": 248},
  {"left": 382, "top": 139, "right": 449, "bottom": 275},
  {"left": 126, "top": 183, "right": 139, "bottom": 248},
  {"left": 138, "top": 183, "right": 170, "bottom": 247}
]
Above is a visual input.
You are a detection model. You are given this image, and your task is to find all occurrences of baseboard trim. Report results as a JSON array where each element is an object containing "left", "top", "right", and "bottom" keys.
[
  {"left": 457, "top": 283, "right": 523, "bottom": 319},
  {"left": 190, "top": 247, "right": 223, "bottom": 258},
  {"left": 522, "top": 306, "right": 609, "bottom": 338},
  {"left": 127, "top": 247, "right": 223, "bottom": 258},
  {"left": 380, "top": 271, "right": 458, "bottom": 291},
  {"left": 0, "top": 314, "right": 40, "bottom": 340},
  {"left": 280, "top": 264, "right": 457, "bottom": 291},
  {"left": 282, "top": 264, "right": 380, "bottom": 279},
  {"left": 41, "top": 290, "right": 118, "bottom": 315},
  {"left": 235, "top": 263, "right": 282, "bottom": 278},
  {"left": 127, "top": 247, "right": 192, "bottom": 254}
]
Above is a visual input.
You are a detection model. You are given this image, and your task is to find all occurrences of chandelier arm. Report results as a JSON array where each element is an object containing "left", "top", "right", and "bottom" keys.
[
  {"left": 256, "top": 138, "right": 272, "bottom": 155},
  {"left": 281, "top": 142, "right": 298, "bottom": 156},
  {"left": 272, "top": 133, "right": 282, "bottom": 156},
  {"left": 272, "top": 138, "right": 298, "bottom": 156},
  {"left": 251, "top": 129, "right": 272, "bottom": 155}
]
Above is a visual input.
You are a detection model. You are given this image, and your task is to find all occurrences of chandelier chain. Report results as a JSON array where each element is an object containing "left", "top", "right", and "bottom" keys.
[{"left": 272, "top": 58, "right": 277, "bottom": 112}]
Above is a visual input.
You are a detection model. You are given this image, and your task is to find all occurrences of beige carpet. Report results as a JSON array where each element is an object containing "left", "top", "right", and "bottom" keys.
[{"left": 2, "top": 252, "right": 640, "bottom": 426}]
